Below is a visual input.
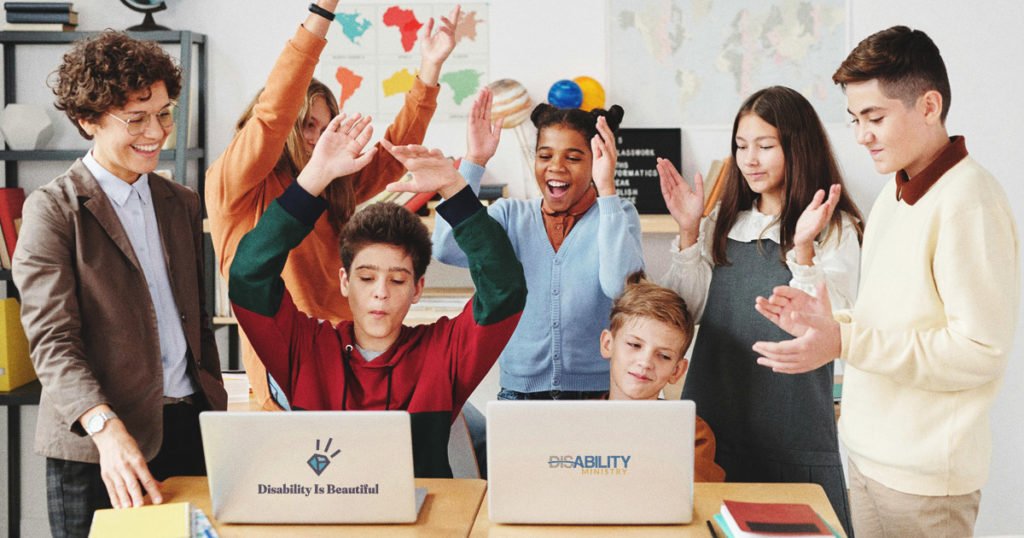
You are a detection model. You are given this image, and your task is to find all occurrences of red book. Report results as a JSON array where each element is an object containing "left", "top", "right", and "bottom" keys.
[
  {"left": 0, "top": 188, "right": 26, "bottom": 260},
  {"left": 721, "top": 500, "right": 833, "bottom": 536}
]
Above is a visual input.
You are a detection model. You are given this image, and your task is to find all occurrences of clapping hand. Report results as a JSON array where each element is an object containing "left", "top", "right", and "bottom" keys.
[
  {"left": 298, "top": 113, "right": 376, "bottom": 197},
  {"left": 793, "top": 184, "right": 841, "bottom": 264},
  {"left": 752, "top": 281, "right": 841, "bottom": 374},
  {"left": 382, "top": 141, "right": 468, "bottom": 200},
  {"left": 657, "top": 158, "right": 704, "bottom": 244},
  {"left": 465, "top": 87, "right": 503, "bottom": 167},
  {"left": 591, "top": 116, "right": 618, "bottom": 197}
]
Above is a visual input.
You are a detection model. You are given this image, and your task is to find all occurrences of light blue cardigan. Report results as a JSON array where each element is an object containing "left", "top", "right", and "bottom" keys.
[{"left": 433, "top": 161, "right": 644, "bottom": 392}]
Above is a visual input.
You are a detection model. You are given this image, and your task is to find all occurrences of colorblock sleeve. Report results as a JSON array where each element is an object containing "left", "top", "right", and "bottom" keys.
[
  {"left": 431, "top": 186, "right": 527, "bottom": 407},
  {"left": 228, "top": 183, "right": 327, "bottom": 401},
  {"left": 596, "top": 196, "right": 645, "bottom": 298},
  {"left": 432, "top": 160, "right": 509, "bottom": 267},
  {"left": 12, "top": 190, "right": 103, "bottom": 434},
  {"left": 839, "top": 205, "right": 1018, "bottom": 392}
]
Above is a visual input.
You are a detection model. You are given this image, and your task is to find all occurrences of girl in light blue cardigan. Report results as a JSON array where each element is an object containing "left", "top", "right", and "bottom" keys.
[{"left": 433, "top": 89, "right": 644, "bottom": 399}]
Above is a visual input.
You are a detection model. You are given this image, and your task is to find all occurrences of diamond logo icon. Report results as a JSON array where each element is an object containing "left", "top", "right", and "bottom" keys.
[
  {"left": 307, "top": 453, "right": 331, "bottom": 475},
  {"left": 307, "top": 438, "right": 341, "bottom": 476}
]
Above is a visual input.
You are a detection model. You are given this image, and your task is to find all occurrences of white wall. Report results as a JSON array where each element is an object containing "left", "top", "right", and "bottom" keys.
[{"left": 2, "top": 0, "right": 1023, "bottom": 534}]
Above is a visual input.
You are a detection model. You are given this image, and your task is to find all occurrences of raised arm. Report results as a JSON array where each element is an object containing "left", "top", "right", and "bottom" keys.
[
  {"left": 205, "top": 2, "right": 338, "bottom": 215},
  {"left": 656, "top": 158, "right": 714, "bottom": 321},
  {"left": 350, "top": 5, "right": 461, "bottom": 202},
  {"left": 383, "top": 140, "right": 526, "bottom": 407},
  {"left": 592, "top": 117, "right": 644, "bottom": 297}
]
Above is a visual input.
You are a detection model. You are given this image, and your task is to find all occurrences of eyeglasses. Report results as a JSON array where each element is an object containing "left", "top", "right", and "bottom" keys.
[{"left": 106, "top": 102, "right": 177, "bottom": 136}]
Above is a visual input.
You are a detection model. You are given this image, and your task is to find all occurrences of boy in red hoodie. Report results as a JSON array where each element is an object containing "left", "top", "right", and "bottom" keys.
[{"left": 229, "top": 113, "right": 526, "bottom": 477}]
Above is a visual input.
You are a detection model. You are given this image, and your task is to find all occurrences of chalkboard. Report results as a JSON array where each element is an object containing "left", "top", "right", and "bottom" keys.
[{"left": 614, "top": 128, "right": 681, "bottom": 214}]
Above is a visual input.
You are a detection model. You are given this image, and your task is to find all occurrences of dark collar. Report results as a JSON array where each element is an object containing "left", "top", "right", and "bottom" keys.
[{"left": 895, "top": 136, "right": 968, "bottom": 205}]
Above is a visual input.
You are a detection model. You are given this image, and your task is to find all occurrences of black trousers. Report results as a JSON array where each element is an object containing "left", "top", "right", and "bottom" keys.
[{"left": 45, "top": 401, "right": 206, "bottom": 538}]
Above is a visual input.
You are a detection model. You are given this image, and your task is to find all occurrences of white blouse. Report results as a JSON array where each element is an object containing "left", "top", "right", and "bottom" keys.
[{"left": 659, "top": 204, "right": 862, "bottom": 324}]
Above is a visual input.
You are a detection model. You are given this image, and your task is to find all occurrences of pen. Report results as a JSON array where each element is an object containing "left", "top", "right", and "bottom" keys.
[{"left": 706, "top": 519, "right": 720, "bottom": 538}]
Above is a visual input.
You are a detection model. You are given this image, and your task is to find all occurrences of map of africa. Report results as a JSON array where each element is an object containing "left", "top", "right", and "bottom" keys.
[
  {"left": 319, "top": 3, "right": 489, "bottom": 121},
  {"left": 610, "top": 0, "right": 847, "bottom": 126}
]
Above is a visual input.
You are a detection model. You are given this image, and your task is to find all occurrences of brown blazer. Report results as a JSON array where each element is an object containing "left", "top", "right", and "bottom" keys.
[{"left": 12, "top": 159, "right": 226, "bottom": 463}]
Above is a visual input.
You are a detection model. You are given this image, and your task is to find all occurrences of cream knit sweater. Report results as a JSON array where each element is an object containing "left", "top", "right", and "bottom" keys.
[{"left": 837, "top": 156, "right": 1019, "bottom": 496}]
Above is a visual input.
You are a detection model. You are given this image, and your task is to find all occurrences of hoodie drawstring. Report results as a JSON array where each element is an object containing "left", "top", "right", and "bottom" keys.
[{"left": 342, "top": 344, "right": 395, "bottom": 411}]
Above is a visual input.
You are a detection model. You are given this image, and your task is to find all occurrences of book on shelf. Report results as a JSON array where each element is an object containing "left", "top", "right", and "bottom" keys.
[
  {"left": 712, "top": 499, "right": 838, "bottom": 538},
  {"left": 3, "top": 2, "right": 74, "bottom": 13},
  {"left": 0, "top": 221, "right": 10, "bottom": 270},
  {"left": 6, "top": 10, "right": 77, "bottom": 24},
  {"left": 1, "top": 21, "right": 76, "bottom": 31},
  {"left": 0, "top": 188, "right": 25, "bottom": 262}
]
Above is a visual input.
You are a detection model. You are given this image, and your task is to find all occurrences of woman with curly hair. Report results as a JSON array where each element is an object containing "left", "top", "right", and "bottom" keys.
[{"left": 12, "top": 31, "right": 226, "bottom": 536}]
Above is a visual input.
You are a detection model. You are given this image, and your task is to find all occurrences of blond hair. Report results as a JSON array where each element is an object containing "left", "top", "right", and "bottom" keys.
[
  {"left": 235, "top": 78, "right": 357, "bottom": 232},
  {"left": 608, "top": 271, "right": 695, "bottom": 356}
]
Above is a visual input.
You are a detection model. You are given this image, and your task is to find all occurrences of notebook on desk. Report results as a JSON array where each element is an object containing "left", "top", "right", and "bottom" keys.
[
  {"left": 486, "top": 400, "right": 696, "bottom": 524},
  {"left": 199, "top": 411, "right": 420, "bottom": 524}
]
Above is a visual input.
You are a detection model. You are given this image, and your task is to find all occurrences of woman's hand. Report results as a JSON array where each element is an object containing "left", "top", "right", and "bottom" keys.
[
  {"left": 297, "top": 113, "right": 376, "bottom": 197},
  {"left": 793, "top": 184, "right": 841, "bottom": 265},
  {"left": 657, "top": 158, "right": 704, "bottom": 248},
  {"left": 418, "top": 5, "right": 460, "bottom": 85}
]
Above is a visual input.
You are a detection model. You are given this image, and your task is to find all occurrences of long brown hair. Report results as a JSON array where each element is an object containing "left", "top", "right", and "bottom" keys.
[
  {"left": 235, "top": 78, "right": 356, "bottom": 232},
  {"left": 712, "top": 86, "right": 864, "bottom": 266}
]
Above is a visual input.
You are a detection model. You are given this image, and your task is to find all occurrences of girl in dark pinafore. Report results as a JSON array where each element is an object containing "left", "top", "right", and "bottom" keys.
[{"left": 656, "top": 86, "right": 863, "bottom": 535}]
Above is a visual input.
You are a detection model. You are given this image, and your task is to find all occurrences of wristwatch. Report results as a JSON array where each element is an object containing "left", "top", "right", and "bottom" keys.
[{"left": 85, "top": 411, "right": 118, "bottom": 436}]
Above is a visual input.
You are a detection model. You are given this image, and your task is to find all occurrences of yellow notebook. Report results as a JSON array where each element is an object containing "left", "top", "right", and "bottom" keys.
[{"left": 89, "top": 502, "right": 191, "bottom": 538}]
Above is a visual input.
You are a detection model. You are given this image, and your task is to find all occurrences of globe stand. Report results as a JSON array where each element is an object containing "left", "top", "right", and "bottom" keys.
[{"left": 127, "top": 12, "right": 170, "bottom": 32}]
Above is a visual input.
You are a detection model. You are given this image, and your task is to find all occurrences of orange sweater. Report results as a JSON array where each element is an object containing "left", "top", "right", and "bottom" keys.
[
  {"left": 205, "top": 25, "right": 439, "bottom": 408},
  {"left": 695, "top": 416, "right": 726, "bottom": 482}
]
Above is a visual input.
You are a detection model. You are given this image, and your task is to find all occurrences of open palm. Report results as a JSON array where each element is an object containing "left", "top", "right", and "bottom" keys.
[
  {"left": 794, "top": 184, "right": 841, "bottom": 247},
  {"left": 657, "top": 158, "right": 704, "bottom": 233},
  {"left": 420, "top": 5, "right": 460, "bottom": 66},
  {"left": 382, "top": 141, "right": 465, "bottom": 199}
]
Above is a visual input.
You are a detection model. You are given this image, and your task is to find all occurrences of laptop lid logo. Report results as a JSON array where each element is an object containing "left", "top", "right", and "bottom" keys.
[
  {"left": 548, "top": 454, "right": 632, "bottom": 475},
  {"left": 307, "top": 438, "right": 341, "bottom": 476}
]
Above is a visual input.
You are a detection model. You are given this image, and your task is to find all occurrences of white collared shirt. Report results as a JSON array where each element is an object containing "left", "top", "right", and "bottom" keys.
[
  {"left": 659, "top": 202, "right": 861, "bottom": 324},
  {"left": 83, "top": 151, "right": 195, "bottom": 398}
]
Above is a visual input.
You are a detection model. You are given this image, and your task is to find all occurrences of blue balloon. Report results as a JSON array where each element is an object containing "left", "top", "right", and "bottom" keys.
[{"left": 547, "top": 79, "right": 583, "bottom": 109}]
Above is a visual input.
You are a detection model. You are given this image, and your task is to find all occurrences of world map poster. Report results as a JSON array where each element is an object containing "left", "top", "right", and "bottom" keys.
[
  {"left": 609, "top": 0, "right": 848, "bottom": 127},
  {"left": 319, "top": 3, "right": 489, "bottom": 121}
]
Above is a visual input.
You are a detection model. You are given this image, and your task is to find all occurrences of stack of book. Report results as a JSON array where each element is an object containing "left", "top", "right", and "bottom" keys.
[
  {"left": 711, "top": 500, "right": 839, "bottom": 537},
  {"left": 3, "top": 2, "right": 78, "bottom": 32}
]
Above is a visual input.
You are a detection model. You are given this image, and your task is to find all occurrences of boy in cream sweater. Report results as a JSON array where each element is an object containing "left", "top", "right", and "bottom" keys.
[{"left": 752, "top": 26, "right": 1018, "bottom": 537}]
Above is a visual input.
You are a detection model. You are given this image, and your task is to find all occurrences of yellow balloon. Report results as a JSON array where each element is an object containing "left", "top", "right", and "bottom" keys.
[{"left": 573, "top": 76, "right": 606, "bottom": 111}]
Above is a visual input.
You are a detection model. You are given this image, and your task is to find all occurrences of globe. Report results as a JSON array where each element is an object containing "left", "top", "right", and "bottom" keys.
[
  {"left": 121, "top": 0, "right": 170, "bottom": 31},
  {"left": 547, "top": 80, "right": 583, "bottom": 109},
  {"left": 573, "top": 76, "right": 606, "bottom": 112}
]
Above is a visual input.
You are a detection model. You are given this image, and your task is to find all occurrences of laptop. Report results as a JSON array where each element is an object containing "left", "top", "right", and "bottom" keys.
[
  {"left": 199, "top": 411, "right": 420, "bottom": 524},
  {"left": 487, "top": 400, "right": 695, "bottom": 524}
]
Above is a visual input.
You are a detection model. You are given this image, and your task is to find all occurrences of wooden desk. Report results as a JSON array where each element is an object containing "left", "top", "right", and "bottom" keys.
[
  {"left": 469, "top": 482, "right": 846, "bottom": 537},
  {"left": 160, "top": 476, "right": 486, "bottom": 537}
]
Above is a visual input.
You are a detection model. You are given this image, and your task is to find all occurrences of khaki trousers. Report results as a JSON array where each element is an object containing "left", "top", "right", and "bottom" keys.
[{"left": 849, "top": 459, "right": 980, "bottom": 538}]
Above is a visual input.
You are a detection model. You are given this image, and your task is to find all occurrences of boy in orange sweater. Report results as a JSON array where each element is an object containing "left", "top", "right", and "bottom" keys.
[{"left": 600, "top": 272, "right": 725, "bottom": 482}]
